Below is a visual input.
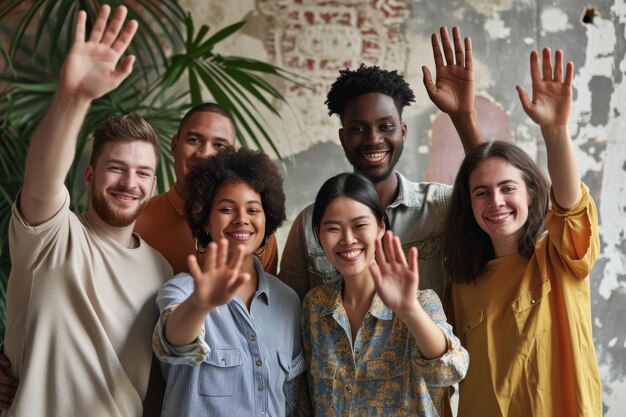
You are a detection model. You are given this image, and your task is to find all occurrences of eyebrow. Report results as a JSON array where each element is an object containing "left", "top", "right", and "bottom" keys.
[
  {"left": 471, "top": 179, "right": 519, "bottom": 193},
  {"left": 106, "top": 159, "right": 154, "bottom": 173},
  {"left": 322, "top": 215, "right": 371, "bottom": 225},
  {"left": 186, "top": 130, "right": 232, "bottom": 143},
  {"left": 215, "top": 198, "right": 262, "bottom": 205}
]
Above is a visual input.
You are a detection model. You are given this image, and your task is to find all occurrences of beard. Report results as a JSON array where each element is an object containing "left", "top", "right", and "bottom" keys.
[
  {"left": 349, "top": 141, "right": 404, "bottom": 184},
  {"left": 91, "top": 186, "right": 150, "bottom": 227}
]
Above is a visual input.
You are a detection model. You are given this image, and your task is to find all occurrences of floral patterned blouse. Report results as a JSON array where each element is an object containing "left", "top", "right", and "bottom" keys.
[{"left": 300, "top": 282, "right": 469, "bottom": 417}]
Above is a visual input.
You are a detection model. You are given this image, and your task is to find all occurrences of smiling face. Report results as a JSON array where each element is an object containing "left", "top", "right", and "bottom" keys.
[
  {"left": 206, "top": 181, "right": 266, "bottom": 257},
  {"left": 86, "top": 140, "right": 157, "bottom": 227},
  {"left": 339, "top": 93, "right": 407, "bottom": 183},
  {"left": 172, "top": 111, "right": 236, "bottom": 196},
  {"left": 318, "top": 195, "right": 385, "bottom": 279},
  {"left": 469, "top": 157, "right": 531, "bottom": 256}
]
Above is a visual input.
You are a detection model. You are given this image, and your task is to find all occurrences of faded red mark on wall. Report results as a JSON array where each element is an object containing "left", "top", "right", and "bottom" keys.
[{"left": 426, "top": 96, "right": 511, "bottom": 184}]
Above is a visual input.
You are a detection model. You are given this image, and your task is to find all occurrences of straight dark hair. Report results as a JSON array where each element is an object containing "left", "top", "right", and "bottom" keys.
[
  {"left": 443, "top": 141, "right": 550, "bottom": 284},
  {"left": 312, "top": 172, "right": 390, "bottom": 244}
]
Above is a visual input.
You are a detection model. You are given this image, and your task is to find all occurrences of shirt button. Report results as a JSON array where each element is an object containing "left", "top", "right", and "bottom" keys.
[
  {"left": 530, "top": 299, "right": 536, "bottom": 305},
  {"left": 249, "top": 335, "right": 256, "bottom": 341},
  {"left": 346, "top": 386, "right": 352, "bottom": 393},
  {"left": 258, "top": 386, "right": 264, "bottom": 391},
  {"left": 256, "top": 360, "right": 262, "bottom": 366}
]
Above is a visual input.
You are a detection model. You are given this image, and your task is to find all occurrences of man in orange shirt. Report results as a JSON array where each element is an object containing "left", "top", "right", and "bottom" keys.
[{"left": 134, "top": 103, "right": 278, "bottom": 275}]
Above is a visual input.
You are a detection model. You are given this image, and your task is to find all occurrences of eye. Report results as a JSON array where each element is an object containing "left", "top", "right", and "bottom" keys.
[
  {"left": 247, "top": 207, "right": 261, "bottom": 215},
  {"left": 186, "top": 137, "right": 201, "bottom": 144},
  {"left": 214, "top": 142, "right": 226, "bottom": 149},
  {"left": 109, "top": 166, "right": 123, "bottom": 173},
  {"left": 473, "top": 190, "right": 488, "bottom": 198},
  {"left": 348, "top": 125, "right": 365, "bottom": 133},
  {"left": 218, "top": 207, "right": 234, "bottom": 213},
  {"left": 355, "top": 222, "right": 369, "bottom": 229},
  {"left": 380, "top": 123, "right": 394, "bottom": 131},
  {"left": 137, "top": 171, "right": 151, "bottom": 178},
  {"left": 502, "top": 185, "right": 516, "bottom": 193}
]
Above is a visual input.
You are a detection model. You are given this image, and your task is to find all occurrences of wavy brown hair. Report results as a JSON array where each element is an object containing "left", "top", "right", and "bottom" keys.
[{"left": 443, "top": 141, "right": 550, "bottom": 284}]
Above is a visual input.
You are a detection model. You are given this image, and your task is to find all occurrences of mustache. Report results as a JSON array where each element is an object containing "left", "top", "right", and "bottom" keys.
[{"left": 109, "top": 187, "right": 144, "bottom": 199}]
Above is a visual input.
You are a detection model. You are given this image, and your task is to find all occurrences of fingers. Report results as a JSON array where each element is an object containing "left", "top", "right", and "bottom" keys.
[
  {"left": 87, "top": 4, "right": 112, "bottom": 43},
  {"left": 529, "top": 50, "right": 541, "bottom": 85},
  {"left": 542, "top": 47, "right": 552, "bottom": 81},
  {"left": 564, "top": 61, "right": 574, "bottom": 87},
  {"left": 187, "top": 253, "right": 203, "bottom": 282},
  {"left": 391, "top": 233, "right": 408, "bottom": 266},
  {"left": 516, "top": 84, "right": 532, "bottom": 114},
  {"left": 452, "top": 26, "right": 464, "bottom": 68},
  {"left": 73, "top": 10, "right": 87, "bottom": 44},
  {"left": 408, "top": 246, "right": 418, "bottom": 274},
  {"left": 100, "top": 5, "right": 128, "bottom": 46},
  {"left": 440, "top": 26, "right": 454, "bottom": 65},
  {"left": 111, "top": 18, "right": 138, "bottom": 55},
  {"left": 421, "top": 66, "right": 437, "bottom": 98},
  {"left": 217, "top": 238, "right": 229, "bottom": 267},
  {"left": 554, "top": 49, "right": 563, "bottom": 82},
  {"left": 225, "top": 272, "right": 251, "bottom": 295},
  {"left": 227, "top": 242, "right": 246, "bottom": 272},
  {"left": 464, "top": 36, "right": 473, "bottom": 71},
  {"left": 431, "top": 32, "right": 444, "bottom": 68}
]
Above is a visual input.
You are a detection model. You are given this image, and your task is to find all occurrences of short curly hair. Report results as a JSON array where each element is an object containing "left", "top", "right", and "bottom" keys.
[
  {"left": 325, "top": 64, "right": 416, "bottom": 121},
  {"left": 185, "top": 147, "right": 286, "bottom": 248}
]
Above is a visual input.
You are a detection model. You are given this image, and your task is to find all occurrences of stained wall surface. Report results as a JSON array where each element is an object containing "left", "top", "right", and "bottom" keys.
[{"left": 185, "top": 0, "right": 626, "bottom": 414}]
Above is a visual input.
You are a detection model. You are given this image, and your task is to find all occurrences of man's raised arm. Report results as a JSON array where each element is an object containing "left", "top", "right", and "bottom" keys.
[{"left": 19, "top": 5, "right": 137, "bottom": 225}]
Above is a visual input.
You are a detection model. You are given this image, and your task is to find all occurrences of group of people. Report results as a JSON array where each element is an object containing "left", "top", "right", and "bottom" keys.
[{"left": 0, "top": 5, "right": 602, "bottom": 417}]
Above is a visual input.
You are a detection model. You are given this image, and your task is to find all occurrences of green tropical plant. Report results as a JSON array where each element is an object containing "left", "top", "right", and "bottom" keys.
[{"left": 0, "top": 0, "right": 304, "bottom": 342}]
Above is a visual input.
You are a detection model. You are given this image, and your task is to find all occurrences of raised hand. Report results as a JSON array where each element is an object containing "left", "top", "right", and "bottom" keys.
[
  {"left": 187, "top": 239, "right": 251, "bottom": 311},
  {"left": 59, "top": 5, "right": 137, "bottom": 100},
  {"left": 422, "top": 26, "right": 475, "bottom": 116},
  {"left": 369, "top": 231, "right": 420, "bottom": 316},
  {"left": 516, "top": 48, "right": 573, "bottom": 127}
]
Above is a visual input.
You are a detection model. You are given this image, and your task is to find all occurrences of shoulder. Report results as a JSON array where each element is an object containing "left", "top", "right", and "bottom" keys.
[
  {"left": 302, "top": 282, "right": 338, "bottom": 311},
  {"left": 416, "top": 289, "right": 444, "bottom": 313},
  {"left": 397, "top": 172, "right": 452, "bottom": 203},
  {"left": 265, "top": 273, "right": 301, "bottom": 308}
]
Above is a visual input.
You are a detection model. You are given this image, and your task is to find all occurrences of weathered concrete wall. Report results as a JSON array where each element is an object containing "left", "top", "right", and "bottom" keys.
[{"left": 185, "top": 0, "right": 626, "bottom": 413}]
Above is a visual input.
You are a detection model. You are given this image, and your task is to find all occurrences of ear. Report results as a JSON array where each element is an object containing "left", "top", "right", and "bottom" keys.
[
  {"left": 377, "top": 220, "right": 386, "bottom": 240},
  {"left": 84, "top": 164, "right": 94, "bottom": 189},
  {"left": 338, "top": 128, "right": 345, "bottom": 148},
  {"left": 170, "top": 134, "right": 179, "bottom": 155},
  {"left": 401, "top": 122, "right": 407, "bottom": 143}
]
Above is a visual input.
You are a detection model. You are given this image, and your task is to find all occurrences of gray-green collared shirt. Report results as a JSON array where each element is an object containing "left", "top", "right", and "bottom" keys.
[{"left": 279, "top": 171, "right": 453, "bottom": 304}]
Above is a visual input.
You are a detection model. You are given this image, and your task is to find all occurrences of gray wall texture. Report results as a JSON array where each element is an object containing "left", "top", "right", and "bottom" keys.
[{"left": 190, "top": 0, "right": 626, "bottom": 413}]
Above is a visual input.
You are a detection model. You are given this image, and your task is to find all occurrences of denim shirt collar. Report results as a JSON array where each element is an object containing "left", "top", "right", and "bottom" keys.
[
  {"left": 253, "top": 256, "right": 270, "bottom": 305},
  {"left": 388, "top": 171, "right": 422, "bottom": 209}
]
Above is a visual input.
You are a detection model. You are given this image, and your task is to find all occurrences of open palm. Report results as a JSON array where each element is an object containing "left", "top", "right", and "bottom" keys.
[
  {"left": 187, "top": 239, "right": 251, "bottom": 310},
  {"left": 369, "top": 232, "right": 420, "bottom": 314},
  {"left": 423, "top": 26, "right": 475, "bottom": 115},
  {"left": 59, "top": 5, "right": 137, "bottom": 100},
  {"left": 516, "top": 48, "right": 573, "bottom": 127}
]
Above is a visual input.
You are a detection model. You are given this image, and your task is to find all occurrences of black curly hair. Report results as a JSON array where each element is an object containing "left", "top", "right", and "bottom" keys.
[
  {"left": 325, "top": 64, "right": 416, "bottom": 122},
  {"left": 185, "top": 147, "right": 286, "bottom": 248}
]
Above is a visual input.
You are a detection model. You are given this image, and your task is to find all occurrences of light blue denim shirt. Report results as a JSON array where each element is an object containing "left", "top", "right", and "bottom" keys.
[
  {"left": 279, "top": 172, "right": 453, "bottom": 303},
  {"left": 153, "top": 257, "right": 305, "bottom": 417}
]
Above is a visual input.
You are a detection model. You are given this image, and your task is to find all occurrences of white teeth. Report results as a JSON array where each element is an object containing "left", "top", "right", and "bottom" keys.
[
  {"left": 231, "top": 233, "right": 252, "bottom": 238},
  {"left": 363, "top": 152, "right": 387, "bottom": 161},
  {"left": 488, "top": 213, "right": 511, "bottom": 221},
  {"left": 338, "top": 249, "right": 363, "bottom": 259}
]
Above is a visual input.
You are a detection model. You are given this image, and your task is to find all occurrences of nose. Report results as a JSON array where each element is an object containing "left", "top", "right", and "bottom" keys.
[
  {"left": 233, "top": 209, "right": 250, "bottom": 225},
  {"left": 364, "top": 127, "right": 383, "bottom": 145},
  {"left": 488, "top": 191, "right": 505, "bottom": 208},
  {"left": 119, "top": 171, "right": 138, "bottom": 190},
  {"left": 339, "top": 228, "right": 356, "bottom": 245},
  {"left": 196, "top": 142, "right": 217, "bottom": 159}
]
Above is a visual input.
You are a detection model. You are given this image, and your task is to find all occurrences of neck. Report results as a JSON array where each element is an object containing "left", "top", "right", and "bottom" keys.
[
  {"left": 373, "top": 172, "right": 399, "bottom": 208},
  {"left": 173, "top": 181, "right": 188, "bottom": 199},
  {"left": 491, "top": 235, "right": 519, "bottom": 258},
  {"left": 342, "top": 269, "right": 376, "bottom": 307},
  {"left": 86, "top": 207, "right": 137, "bottom": 248},
  {"left": 234, "top": 254, "right": 259, "bottom": 309}
]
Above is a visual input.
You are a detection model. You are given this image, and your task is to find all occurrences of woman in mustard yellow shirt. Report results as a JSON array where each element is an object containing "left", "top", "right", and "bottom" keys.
[{"left": 443, "top": 49, "right": 601, "bottom": 417}]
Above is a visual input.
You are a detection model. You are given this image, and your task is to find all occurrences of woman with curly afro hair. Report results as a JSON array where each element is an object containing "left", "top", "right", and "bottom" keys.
[{"left": 152, "top": 147, "right": 306, "bottom": 417}]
